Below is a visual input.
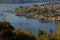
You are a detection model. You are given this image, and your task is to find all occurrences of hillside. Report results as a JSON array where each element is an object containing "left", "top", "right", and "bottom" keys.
[{"left": 10, "top": 2, "right": 60, "bottom": 22}]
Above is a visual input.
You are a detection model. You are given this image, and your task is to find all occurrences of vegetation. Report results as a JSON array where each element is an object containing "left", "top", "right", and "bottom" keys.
[
  {"left": 37, "top": 29, "right": 58, "bottom": 40},
  {"left": 0, "top": 20, "right": 36, "bottom": 40},
  {"left": 0, "top": 20, "right": 60, "bottom": 40},
  {"left": 57, "top": 22, "right": 60, "bottom": 34}
]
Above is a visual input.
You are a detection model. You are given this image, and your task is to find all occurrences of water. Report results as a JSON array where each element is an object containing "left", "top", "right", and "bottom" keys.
[
  {"left": 0, "top": 2, "right": 58, "bottom": 10},
  {"left": 0, "top": 13, "right": 58, "bottom": 35},
  {"left": 0, "top": 4, "right": 58, "bottom": 35},
  {"left": 0, "top": 0, "right": 60, "bottom": 4}
]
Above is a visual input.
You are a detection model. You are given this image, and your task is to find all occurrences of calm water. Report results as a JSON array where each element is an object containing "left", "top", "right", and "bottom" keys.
[
  {"left": 0, "top": 4, "right": 58, "bottom": 35},
  {"left": 0, "top": 2, "right": 56, "bottom": 10},
  {"left": 0, "top": 13, "right": 58, "bottom": 35}
]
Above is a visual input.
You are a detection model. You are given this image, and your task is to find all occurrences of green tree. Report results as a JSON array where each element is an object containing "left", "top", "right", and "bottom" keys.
[{"left": 38, "top": 29, "right": 44, "bottom": 37}]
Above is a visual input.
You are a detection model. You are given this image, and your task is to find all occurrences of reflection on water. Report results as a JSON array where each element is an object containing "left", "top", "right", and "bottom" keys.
[{"left": 0, "top": 13, "right": 58, "bottom": 35}]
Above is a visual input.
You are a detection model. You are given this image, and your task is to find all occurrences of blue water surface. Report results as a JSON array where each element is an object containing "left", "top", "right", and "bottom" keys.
[{"left": 0, "top": 4, "right": 58, "bottom": 35}]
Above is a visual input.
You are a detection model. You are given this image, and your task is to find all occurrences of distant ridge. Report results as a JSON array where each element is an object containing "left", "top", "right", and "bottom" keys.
[{"left": 0, "top": 0, "right": 60, "bottom": 4}]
